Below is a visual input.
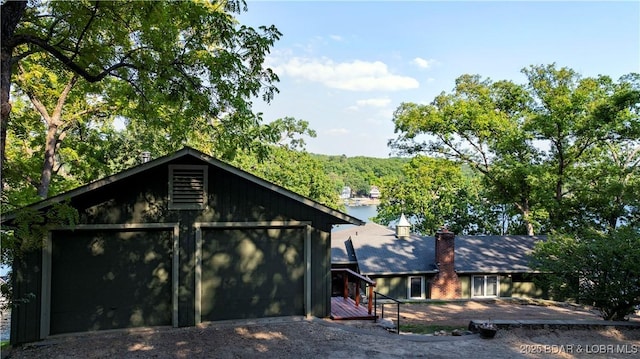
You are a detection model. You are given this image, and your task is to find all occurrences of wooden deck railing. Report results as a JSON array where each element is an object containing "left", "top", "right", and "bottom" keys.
[{"left": 331, "top": 268, "right": 376, "bottom": 314}]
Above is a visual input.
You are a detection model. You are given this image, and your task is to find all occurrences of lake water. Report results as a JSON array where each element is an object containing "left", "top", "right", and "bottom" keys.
[
  {"left": 333, "top": 205, "right": 378, "bottom": 232},
  {"left": 346, "top": 205, "right": 377, "bottom": 222}
]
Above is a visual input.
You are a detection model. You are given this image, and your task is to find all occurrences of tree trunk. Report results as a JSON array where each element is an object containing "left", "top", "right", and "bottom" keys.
[
  {"left": 516, "top": 198, "right": 535, "bottom": 236},
  {"left": 25, "top": 73, "right": 77, "bottom": 199},
  {"left": 523, "top": 211, "right": 535, "bottom": 236},
  {"left": 1, "top": 1, "right": 27, "bottom": 186},
  {"left": 37, "top": 123, "right": 58, "bottom": 198}
]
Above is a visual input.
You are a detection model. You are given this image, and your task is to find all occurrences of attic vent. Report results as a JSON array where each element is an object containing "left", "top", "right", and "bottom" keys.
[{"left": 169, "top": 165, "right": 208, "bottom": 210}]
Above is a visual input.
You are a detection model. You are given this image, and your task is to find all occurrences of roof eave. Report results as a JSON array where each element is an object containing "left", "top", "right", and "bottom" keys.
[{"left": 1, "top": 147, "right": 365, "bottom": 226}]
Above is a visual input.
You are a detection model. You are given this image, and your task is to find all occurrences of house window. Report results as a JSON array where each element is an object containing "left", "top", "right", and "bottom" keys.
[
  {"left": 472, "top": 275, "right": 499, "bottom": 297},
  {"left": 169, "top": 165, "right": 208, "bottom": 210},
  {"left": 408, "top": 276, "right": 424, "bottom": 299}
]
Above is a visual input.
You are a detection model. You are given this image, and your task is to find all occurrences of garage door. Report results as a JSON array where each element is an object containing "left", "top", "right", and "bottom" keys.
[
  {"left": 200, "top": 227, "right": 305, "bottom": 321},
  {"left": 50, "top": 229, "right": 173, "bottom": 334}
]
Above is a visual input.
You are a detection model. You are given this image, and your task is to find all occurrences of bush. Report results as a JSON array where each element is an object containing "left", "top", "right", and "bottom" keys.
[{"left": 531, "top": 226, "right": 640, "bottom": 321}]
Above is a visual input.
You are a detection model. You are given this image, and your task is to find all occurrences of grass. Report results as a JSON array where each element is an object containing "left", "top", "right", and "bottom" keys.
[
  {"left": 399, "top": 323, "right": 465, "bottom": 335},
  {"left": 1, "top": 340, "right": 9, "bottom": 351}
]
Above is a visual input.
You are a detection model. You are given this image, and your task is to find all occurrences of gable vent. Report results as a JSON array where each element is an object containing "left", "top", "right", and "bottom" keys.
[{"left": 169, "top": 165, "right": 208, "bottom": 210}]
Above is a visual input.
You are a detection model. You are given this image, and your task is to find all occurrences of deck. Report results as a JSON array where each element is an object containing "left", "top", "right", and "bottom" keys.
[{"left": 330, "top": 297, "right": 377, "bottom": 320}]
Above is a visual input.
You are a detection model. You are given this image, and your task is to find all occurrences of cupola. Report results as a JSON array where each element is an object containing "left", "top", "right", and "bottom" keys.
[{"left": 396, "top": 213, "right": 411, "bottom": 238}]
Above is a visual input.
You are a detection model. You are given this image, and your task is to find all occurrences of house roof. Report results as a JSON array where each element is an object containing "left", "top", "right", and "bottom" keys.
[
  {"left": 332, "top": 223, "right": 545, "bottom": 275},
  {"left": 332, "top": 222, "right": 437, "bottom": 275},
  {"left": 2, "top": 147, "right": 364, "bottom": 226},
  {"left": 454, "top": 235, "right": 545, "bottom": 273},
  {"left": 330, "top": 237, "right": 357, "bottom": 264}
]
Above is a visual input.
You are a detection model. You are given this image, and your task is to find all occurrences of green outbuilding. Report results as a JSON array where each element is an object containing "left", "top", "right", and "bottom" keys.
[{"left": 5, "top": 147, "right": 363, "bottom": 344}]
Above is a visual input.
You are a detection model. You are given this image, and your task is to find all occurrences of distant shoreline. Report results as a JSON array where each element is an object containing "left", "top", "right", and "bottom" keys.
[{"left": 344, "top": 197, "right": 379, "bottom": 206}]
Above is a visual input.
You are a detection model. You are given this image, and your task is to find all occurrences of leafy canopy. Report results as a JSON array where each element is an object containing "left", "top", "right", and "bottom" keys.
[
  {"left": 531, "top": 227, "right": 640, "bottom": 321},
  {"left": 389, "top": 64, "right": 640, "bottom": 235}
]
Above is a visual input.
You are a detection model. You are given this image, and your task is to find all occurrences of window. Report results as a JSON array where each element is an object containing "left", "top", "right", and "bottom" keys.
[
  {"left": 472, "top": 275, "right": 499, "bottom": 297},
  {"left": 169, "top": 165, "right": 208, "bottom": 210},
  {"left": 408, "top": 276, "right": 424, "bottom": 299}
]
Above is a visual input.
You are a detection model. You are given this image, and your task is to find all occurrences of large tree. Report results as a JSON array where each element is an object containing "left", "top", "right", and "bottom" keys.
[
  {"left": 390, "top": 64, "right": 640, "bottom": 235},
  {"left": 1, "top": 0, "right": 281, "bottom": 198},
  {"left": 374, "top": 156, "right": 499, "bottom": 235}
]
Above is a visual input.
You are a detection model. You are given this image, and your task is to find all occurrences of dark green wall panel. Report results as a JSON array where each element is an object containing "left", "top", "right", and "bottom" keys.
[
  {"left": 50, "top": 230, "right": 173, "bottom": 334},
  {"left": 200, "top": 228, "right": 304, "bottom": 321}
]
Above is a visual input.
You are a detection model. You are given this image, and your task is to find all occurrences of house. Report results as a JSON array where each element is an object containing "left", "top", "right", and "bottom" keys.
[
  {"left": 331, "top": 220, "right": 547, "bottom": 301},
  {"left": 3, "top": 147, "right": 364, "bottom": 344},
  {"left": 339, "top": 186, "right": 351, "bottom": 200},
  {"left": 369, "top": 186, "right": 380, "bottom": 199}
]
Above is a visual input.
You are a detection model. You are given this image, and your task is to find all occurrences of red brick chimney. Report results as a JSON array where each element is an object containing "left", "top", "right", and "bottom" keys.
[{"left": 430, "top": 227, "right": 461, "bottom": 299}]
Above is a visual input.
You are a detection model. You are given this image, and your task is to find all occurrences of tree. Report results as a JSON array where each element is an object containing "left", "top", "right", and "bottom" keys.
[
  {"left": 374, "top": 155, "right": 499, "bottom": 235},
  {"left": 531, "top": 226, "right": 640, "bottom": 321},
  {"left": 390, "top": 64, "right": 640, "bottom": 235},
  {"left": 311, "top": 154, "right": 409, "bottom": 197},
  {"left": 232, "top": 146, "right": 342, "bottom": 210},
  {"left": 1, "top": 0, "right": 281, "bottom": 198}
]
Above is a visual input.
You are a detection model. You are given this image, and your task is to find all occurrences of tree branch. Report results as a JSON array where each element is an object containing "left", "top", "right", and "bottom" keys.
[
  {"left": 17, "top": 64, "right": 51, "bottom": 125},
  {"left": 51, "top": 74, "right": 78, "bottom": 122},
  {"left": 11, "top": 34, "right": 139, "bottom": 83},
  {"left": 70, "top": 1, "right": 100, "bottom": 63}
]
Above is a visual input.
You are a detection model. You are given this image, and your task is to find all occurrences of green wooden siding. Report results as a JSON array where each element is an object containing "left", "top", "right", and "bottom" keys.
[
  {"left": 459, "top": 274, "right": 545, "bottom": 299},
  {"left": 49, "top": 230, "right": 173, "bottom": 334},
  {"left": 310, "top": 229, "right": 332, "bottom": 317},
  {"left": 10, "top": 156, "right": 347, "bottom": 344},
  {"left": 200, "top": 228, "right": 305, "bottom": 321},
  {"left": 369, "top": 276, "right": 407, "bottom": 299},
  {"left": 460, "top": 276, "right": 471, "bottom": 298},
  {"left": 10, "top": 249, "right": 42, "bottom": 344},
  {"left": 511, "top": 274, "right": 548, "bottom": 298}
]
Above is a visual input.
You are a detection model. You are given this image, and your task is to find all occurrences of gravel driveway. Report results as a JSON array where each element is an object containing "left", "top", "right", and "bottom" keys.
[{"left": 4, "top": 300, "right": 640, "bottom": 359}]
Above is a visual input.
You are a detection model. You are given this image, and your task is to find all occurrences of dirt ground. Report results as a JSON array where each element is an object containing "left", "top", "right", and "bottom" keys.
[{"left": 4, "top": 299, "right": 640, "bottom": 359}]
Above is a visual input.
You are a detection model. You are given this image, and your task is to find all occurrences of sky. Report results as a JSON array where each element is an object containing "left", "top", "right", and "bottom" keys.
[{"left": 238, "top": 0, "right": 640, "bottom": 158}]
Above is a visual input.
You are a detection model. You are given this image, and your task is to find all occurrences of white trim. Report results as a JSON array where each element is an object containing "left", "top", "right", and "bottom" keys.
[
  {"left": 407, "top": 275, "right": 425, "bottom": 299},
  {"left": 471, "top": 275, "right": 500, "bottom": 298},
  {"left": 195, "top": 221, "right": 312, "bottom": 229},
  {"left": 194, "top": 221, "right": 312, "bottom": 324},
  {"left": 40, "top": 223, "right": 180, "bottom": 338},
  {"left": 54, "top": 223, "right": 180, "bottom": 230}
]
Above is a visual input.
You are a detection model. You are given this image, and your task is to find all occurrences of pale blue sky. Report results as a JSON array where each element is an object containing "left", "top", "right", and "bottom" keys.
[{"left": 240, "top": 1, "right": 640, "bottom": 157}]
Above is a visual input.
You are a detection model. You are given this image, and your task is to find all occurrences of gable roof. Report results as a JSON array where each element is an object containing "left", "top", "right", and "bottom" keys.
[
  {"left": 332, "top": 222, "right": 436, "bottom": 275},
  {"left": 455, "top": 235, "right": 545, "bottom": 273},
  {"left": 2, "top": 147, "right": 364, "bottom": 226},
  {"left": 332, "top": 223, "right": 545, "bottom": 275}
]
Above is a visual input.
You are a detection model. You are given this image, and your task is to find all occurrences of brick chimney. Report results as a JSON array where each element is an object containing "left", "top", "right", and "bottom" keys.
[{"left": 430, "top": 227, "right": 461, "bottom": 299}]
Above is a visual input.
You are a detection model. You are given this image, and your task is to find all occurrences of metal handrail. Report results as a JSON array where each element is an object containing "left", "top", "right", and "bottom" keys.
[{"left": 373, "top": 291, "right": 402, "bottom": 334}]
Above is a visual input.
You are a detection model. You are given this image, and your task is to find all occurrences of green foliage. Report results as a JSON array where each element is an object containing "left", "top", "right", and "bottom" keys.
[
  {"left": 1, "top": 202, "right": 78, "bottom": 307},
  {"left": 2, "top": 202, "right": 78, "bottom": 259},
  {"left": 311, "top": 154, "right": 409, "bottom": 196},
  {"left": 2, "top": 0, "right": 283, "bottom": 200},
  {"left": 232, "top": 146, "right": 342, "bottom": 210},
  {"left": 390, "top": 64, "right": 640, "bottom": 235},
  {"left": 531, "top": 226, "right": 640, "bottom": 320},
  {"left": 374, "top": 156, "right": 500, "bottom": 235}
]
